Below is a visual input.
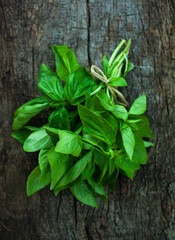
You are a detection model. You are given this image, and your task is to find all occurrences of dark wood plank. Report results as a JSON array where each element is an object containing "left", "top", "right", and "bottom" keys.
[{"left": 0, "top": 0, "right": 175, "bottom": 239}]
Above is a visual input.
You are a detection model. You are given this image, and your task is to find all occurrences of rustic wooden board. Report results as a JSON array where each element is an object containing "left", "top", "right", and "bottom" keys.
[{"left": 0, "top": 0, "right": 175, "bottom": 239}]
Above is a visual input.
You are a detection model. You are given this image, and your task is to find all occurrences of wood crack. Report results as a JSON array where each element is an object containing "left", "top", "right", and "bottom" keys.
[{"left": 86, "top": 0, "right": 91, "bottom": 66}]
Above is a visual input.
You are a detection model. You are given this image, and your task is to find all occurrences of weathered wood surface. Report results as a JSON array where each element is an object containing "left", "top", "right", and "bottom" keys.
[{"left": 0, "top": 0, "right": 175, "bottom": 239}]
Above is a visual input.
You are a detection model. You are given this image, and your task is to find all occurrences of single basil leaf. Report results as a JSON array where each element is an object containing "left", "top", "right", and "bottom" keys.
[
  {"left": 132, "top": 132, "right": 148, "bottom": 165},
  {"left": 55, "top": 130, "right": 83, "bottom": 157},
  {"left": 110, "top": 105, "right": 128, "bottom": 121},
  {"left": 109, "top": 157, "right": 115, "bottom": 175},
  {"left": 64, "top": 67, "right": 95, "bottom": 105},
  {"left": 12, "top": 97, "right": 51, "bottom": 130},
  {"left": 38, "top": 64, "right": 64, "bottom": 101},
  {"left": 135, "top": 115, "right": 154, "bottom": 138},
  {"left": 144, "top": 141, "right": 154, "bottom": 148},
  {"left": 52, "top": 45, "right": 80, "bottom": 81},
  {"left": 47, "top": 147, "right": 74, "bottom": 189},
  {"left": 48, "top": 107, "right": 70, "bottom": 130},
  {"left": 78, "top": 104, "right": 116, "bottom": 145},
  {"left": 129, "top": 115, "right": 154, "bottom": 138},
  {"left": 70, "top": 181, "right": 98, "bottom": 208},
  {"left": 57, "top": 150, "right": 93, "bottom": 188},
  {"left": 23, "top": 128, "right": 53, "bottom": 152},
  {"left": 109, "top": 77, "right": 127, "bottom": 87},
  {"left": 38, "top": 150, "right": 48, "bottom": 178},
  {"left": 102, "top": 55, "right": 109, "bottom": 76},
  {"left": 38, "top": 150, "right": 51, "bottom": 183},
  {"left": 120, "top": 123, "right": 135, "bottom": 160},
  {"left": 127, "top": 119, "right": 142, "bottom": 124},
  {"left": 129, "top": 94, "right": 146, "bottom": 115},
  {"left": 27, "top": 166, "right": 50, "bottom": 196},
  {"left": 88, "top": 177, "right": 106, "bottom": 202}
]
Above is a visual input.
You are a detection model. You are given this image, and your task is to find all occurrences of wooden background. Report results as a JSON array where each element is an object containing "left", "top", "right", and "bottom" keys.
[{"left": 0, "top": 0, "right": 175, "bottom": 239}]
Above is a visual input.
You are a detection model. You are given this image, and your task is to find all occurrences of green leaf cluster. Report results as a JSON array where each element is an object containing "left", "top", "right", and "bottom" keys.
[{"left": 12, "top": 40, "right": 154, "bottom": 207}]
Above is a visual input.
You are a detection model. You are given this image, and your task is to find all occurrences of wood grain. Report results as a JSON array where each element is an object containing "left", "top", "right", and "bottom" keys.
[{"left": 0, "top": 0, "right": 175, "bottom": 239}]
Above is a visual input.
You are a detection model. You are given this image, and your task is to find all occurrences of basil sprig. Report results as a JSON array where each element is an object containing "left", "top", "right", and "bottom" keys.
[{"left": 12, "top": 40, "right": 154, "bottom": 208}]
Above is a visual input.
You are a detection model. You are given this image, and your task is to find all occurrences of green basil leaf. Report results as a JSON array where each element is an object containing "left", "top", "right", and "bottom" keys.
[
  {"left": 109, "top": 77, "right": 127, "bottom": 87},
  {"left": 144, "top": 141, "right": 154, "bottom": 148},
  {"left": 48, "top": 107, "right": 70, "bottom": 130},
  {"left": 132, "top": 132, "right": 148, "bottom": 164},
  {"left": 12, "top": 97, "right": 51, "bottom": 130},
  {"left": 64, "top": 67, "right": 95, "bottom": 105},
  {"left": 78, "top": 104, "right": 116, "bottom": 145},
  {"left": 102, "top": 55, "right": 109, "bottom": 76},
  {"left": 38, "top": 64, "right": 64, "bottom": 101},
  {"left": 136, "top": 115, "right": 154, "bottom": 138},
  {"left": 111, "top": 105, "right": 128, "bottom": 121},
  {"left": 127, "top": 119, "right": 142, "bottom": 124},
  {"left": 52, "top": 45, "right": 80, "bottom": 81},
  {"left": 55, "top": 130, "right": 83, "bottom": 157},
  {"left": 109, "top": 157, "right": 115, "bottom": 175},
  {"left": 27, "top": 166, "right": 50, "bottom": 196},
  {"left": 129, "top": 94, "right": 146, "bottom": 115},
  {"left": 70, "top": 181, "right": 98, "bottom": 208},
  {"left": 57, "top": 150, "right": 93, "bottom": 188},
  {"left": 120, "top": 123, "right": 135, "bottom": 160},
  {"left": 38, "top": 150, "right": 51, "bottom": 183},
  {"left": 47, "top": 147, "right": 74, "bottom": 189},
  {"left": 23, "top": 128, "right": 53, "bottom": 152}
]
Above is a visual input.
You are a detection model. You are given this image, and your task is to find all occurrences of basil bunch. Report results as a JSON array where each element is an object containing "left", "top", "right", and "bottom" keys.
[{"left": 11, "top": 40, "right": 154, "bottom": 207}]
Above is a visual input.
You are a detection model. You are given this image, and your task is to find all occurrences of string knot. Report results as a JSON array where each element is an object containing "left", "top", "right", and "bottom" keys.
[
  {"left": 91, "top": 65, "right": 109, "bottom": 84},
  {"left": 90, "top": 65, "right": 129, "bottom": 107}
]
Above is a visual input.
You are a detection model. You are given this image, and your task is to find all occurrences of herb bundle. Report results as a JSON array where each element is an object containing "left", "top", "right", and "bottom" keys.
[{"left": 11, "top": 39, "right": 154, "bottom": 207}]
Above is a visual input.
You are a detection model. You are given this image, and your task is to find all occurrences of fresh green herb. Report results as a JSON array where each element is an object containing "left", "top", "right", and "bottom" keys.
[{"left": 12, "top": 39, "right": 154, "bottom": 207}]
